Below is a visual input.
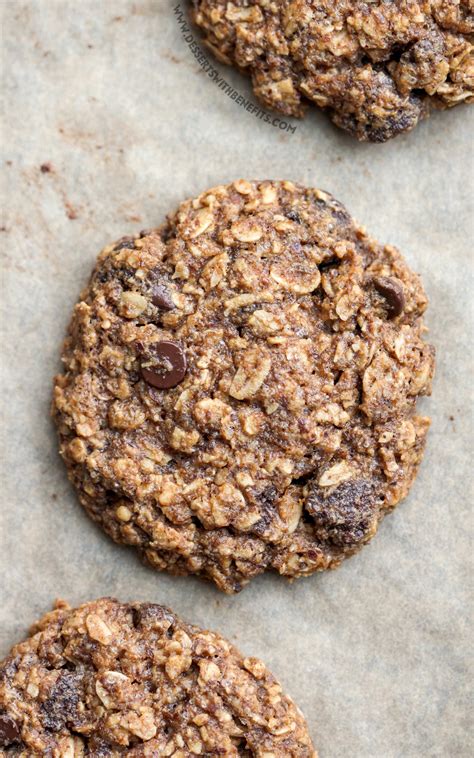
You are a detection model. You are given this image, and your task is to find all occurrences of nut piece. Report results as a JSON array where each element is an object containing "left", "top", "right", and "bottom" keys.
[
  {"left": 193, "top": 398, "right": 232, "bottom": 428},
  {"left": 229, "top": 351, "right": 272, "bottom": 400},
  {"left": 86, "top": 614, "right": 113, "bottom": 645},
  {"left": 108, "top": 399, "right": 145, "bottom": 430},
  {"left": 278, "top": 488, "right": 303, "bottom": 534},
  {"left": 95, "top": 671, "right": 128, "bottom": 707},
  {"left": 120, "top": 709, "right": 157, "bottom": 741},
  {"left": 188, "top": 208, "right": 214, "bottom": 238},
  {"left": 226, "top": 4, "right": 263, "bottom": 23},
  {"left": 243, "top": 657, "right": 266, "bottom": 678},
  {"left": 224, "top": 292, "right": 273, "bottom": 313},
  {"left": 318, "top": 461, "right": 353, "bottom": 488},
  {"left": 170, "top": 426, "right": 200, "bottom": 452},
  {"left": 119, "top": 291, "right": 148, "bottom": 318},
  {"left": 231, "top": 218, "right": 263, "bottom": 242},
  {"left": 58, "top": 736, "right": 84, "bottom": 758},
  {"left": 116, "top": 504, "right": 132, "bottom": 522},
  {"left": 247, "top": 309, "right": 282, "bottom": 334},
  {"left": 270, "top": 262, "right": 321, "bottom": 294},
  {"left": 198, "top": 660, "right": 221, "bottom": 683}
]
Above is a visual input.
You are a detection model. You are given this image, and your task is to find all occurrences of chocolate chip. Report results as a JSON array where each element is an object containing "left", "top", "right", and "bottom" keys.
[
  {"left": 113, "top": 237, "right": 136, "bottom": 251},
  {"left": 151, "top": 284, "right": 174, "bottom": 310},
  {"left": 319, "top": 256, "right": 341, "bottom": 272},
  {"left": 141, "top": 341, "right": 186, "bottom": 389},
  {"left": 0, "top": 712, "right": 20, "bottom": 747},
  {"left": 286, "top": 209, "right": 301, "bottom": 223},
  {"left": 373, "top": 276, "right": 405, "bottom": 318}
]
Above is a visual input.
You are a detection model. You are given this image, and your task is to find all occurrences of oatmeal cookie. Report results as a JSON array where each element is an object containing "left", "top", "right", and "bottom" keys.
[
  {"left": 53, "top": 180, "right": 435, "bottom": 592},
  {"left": 189, "top": 0, "right": 474, "bottom": 141},
  {"left": 0, "top": 598, "right": 315, "bottom": 755}
]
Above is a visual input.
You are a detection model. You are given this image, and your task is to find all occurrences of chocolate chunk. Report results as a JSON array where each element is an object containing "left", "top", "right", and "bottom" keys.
[
  {"left": 306, "top": 479, "right": 379, "bottom": 548},
  {"left": 0, "top": 712, "right": 20, "bottom": 746},
  {"left": 40, "top": 672, "right": 83, "bottom": 731},
  {"left": 151, "top": 284, "right": 174, "bottom": 310},
  {"left": 141, "top": 341, "right": 186, "bottom": 389},
  {"left": 373, "top": 276, "right": 405, "bottom": 318}
]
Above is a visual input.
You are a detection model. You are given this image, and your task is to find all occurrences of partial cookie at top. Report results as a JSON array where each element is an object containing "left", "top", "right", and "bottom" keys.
[
  {"left": 190, "top": 0, "right": 473, "bottom": 141},
  {"left": 53, "top": 180, "right": 435, "bottom": 592},
  {"left": 0, "top": 598, "right": 315, "bottom": 755}
]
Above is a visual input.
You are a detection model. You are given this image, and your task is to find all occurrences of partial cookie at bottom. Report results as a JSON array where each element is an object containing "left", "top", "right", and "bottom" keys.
[{"left": 0, "top": 598, "right": 316, "bottom": 756}]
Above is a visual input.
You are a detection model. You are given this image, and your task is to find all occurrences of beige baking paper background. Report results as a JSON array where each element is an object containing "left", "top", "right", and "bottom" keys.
[{"left": 1, "top": 1, "right": 473, "bottom": 755}]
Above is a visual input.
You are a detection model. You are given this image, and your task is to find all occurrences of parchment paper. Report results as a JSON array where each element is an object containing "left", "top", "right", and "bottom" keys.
[{"left": 1, "top": 2, "right": 473, "bottom": 755}]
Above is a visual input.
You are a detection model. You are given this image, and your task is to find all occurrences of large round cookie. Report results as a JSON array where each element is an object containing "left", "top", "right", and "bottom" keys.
[
  {"left": 53, "top": 180, "right": 435, "bottom": 592},
  {"left": 190, "top": 0, "right": 473, "bottom": 141},
  {"left": 0, "top": 598, "right": 315, "bottom": 755}
]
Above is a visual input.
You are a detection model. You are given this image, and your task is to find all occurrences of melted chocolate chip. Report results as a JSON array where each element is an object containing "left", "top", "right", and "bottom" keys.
[
  {"left": 40, "top": 672, "right": 83, "bottom": 732},
  {"left": 245, "top": 485, "right": 281, "bottom": 537},
  {"left": 258, "top": 485, "right": 278, "bottom": 509},
  {"left": 0, "top": 712, "right": 20, "bottom": 747},
  {"left": 131, "top": 603, "right": 175, "bottom": 631},
  {"left": 141, "top": 341, "right": 186, "bottom": 389},
  {"left": 319, "top": 256, "right": 342, "bottom": 272},
  {"left": 286, "top": 209, "right": 301, "bottom": 223},
  {"left": 373, "top": 276, "right": 405, "bottom": 318},
  {"left": 113, "top": 237, "right": 136, "bottom": 252},
  {"left": 306, "top": 479, "right": 379, "bottom": 548},
  {"left": 151, "top": 284, "right": 174, "bottom": 310}
]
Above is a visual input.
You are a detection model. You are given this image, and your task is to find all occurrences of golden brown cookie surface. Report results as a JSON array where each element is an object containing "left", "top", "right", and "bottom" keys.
[
  {"left": 53, "top": 181, "right": 435, "bottom": 592},
  {"left": 0, "top": 598, "right": 315, "bottom": 755},
  {"left": 190, "top": 0, "right": 473, "bottom": 141}
]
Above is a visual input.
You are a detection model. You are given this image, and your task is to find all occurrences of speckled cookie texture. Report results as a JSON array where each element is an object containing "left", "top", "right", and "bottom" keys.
[
  {"left": 0, "top": 598, "right": 316, "bottom": 756},
  {"left": 190, "top": 0, "right": 474, "bottom": 141},
  {"left": 53, "top": 180, "right": 435, "bottom": 593}
]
